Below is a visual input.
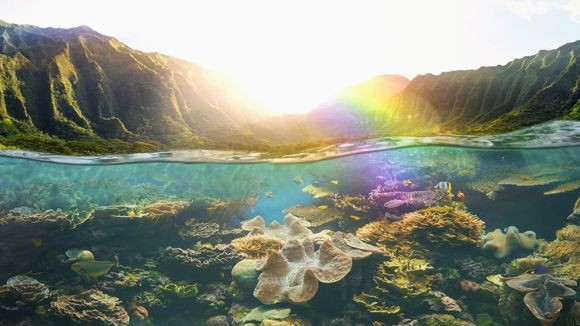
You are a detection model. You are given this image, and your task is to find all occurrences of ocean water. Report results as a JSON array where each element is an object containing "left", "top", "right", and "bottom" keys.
[{"left": 0, "top": 121, "right": 579, "bottom": 325}]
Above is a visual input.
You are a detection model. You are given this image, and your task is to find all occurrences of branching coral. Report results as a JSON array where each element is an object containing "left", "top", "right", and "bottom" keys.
[
  {"left": 231, "top": 235, "right": 285, "bottom": 258},
  {"left": 481, "top": 226, "right": 538, "bottom": 259},
  {"left": 253, "top": 238, "right": 352, "bottom": 304},
  {"left": 0, "top": 275, "right": 50, "bottom": 311},
  {"left": 51, "top": 290, "right": 130, "bottom": 325}
]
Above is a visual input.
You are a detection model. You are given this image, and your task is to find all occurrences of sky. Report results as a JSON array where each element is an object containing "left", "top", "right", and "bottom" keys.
[{"left": 2, "top": 0, "right": 580, "bottom": 114}]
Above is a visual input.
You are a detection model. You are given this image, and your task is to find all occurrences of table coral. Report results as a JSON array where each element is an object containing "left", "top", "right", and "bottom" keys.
[{"left": 51, "top": 289, "right": 130, "bottom": 325}]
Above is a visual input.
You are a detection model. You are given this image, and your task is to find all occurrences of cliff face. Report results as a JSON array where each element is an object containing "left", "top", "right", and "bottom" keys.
[
  {"left": 379, "top": 41, "right": 580, "bottom": 134},
  {"left": 0, "top": 22, "right": 262, "bottom": 150}
]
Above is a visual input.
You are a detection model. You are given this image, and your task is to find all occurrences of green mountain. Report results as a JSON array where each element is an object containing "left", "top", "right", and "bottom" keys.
[
  {"left": 0, "top": 21, "right": 265, "bottom": 153},
  {"left": 0, "top": 20, "right": 578, "bottom": 154},
  {"left": 374, "top": 40, "right": 580, "bottom": 134}
]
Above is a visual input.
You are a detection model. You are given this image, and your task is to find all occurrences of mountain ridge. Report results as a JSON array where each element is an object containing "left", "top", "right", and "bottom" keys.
[{"left": 0, "top": 20, "right": 578, "bottom": 154}]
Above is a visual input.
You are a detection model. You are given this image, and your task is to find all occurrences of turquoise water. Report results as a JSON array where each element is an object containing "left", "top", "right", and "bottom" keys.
[{"left": 0, "top": 123, "right": 579, "bottom": 325}]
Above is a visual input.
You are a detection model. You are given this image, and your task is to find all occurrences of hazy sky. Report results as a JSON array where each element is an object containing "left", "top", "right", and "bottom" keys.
[{"left": 2, "top": 0, "right": 580, "bottom": 114}]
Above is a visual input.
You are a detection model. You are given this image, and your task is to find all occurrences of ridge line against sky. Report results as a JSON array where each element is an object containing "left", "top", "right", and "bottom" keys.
[{"left": 2, "top": 0, "right": 580, "bottom": 114}]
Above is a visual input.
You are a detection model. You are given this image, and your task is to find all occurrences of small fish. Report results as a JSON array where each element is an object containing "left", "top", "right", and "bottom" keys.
[
  {"left": 485, "top": 274, "right": 504, "bottom": 286},
  {"left": 457, "top": 191, "right": 465, "bottom": 200},
  {"left": 435, "top": 181, "right": 452, "bottom": 193},
  {"left": 312, "top": 178, "right": 338, "bottom": 187},
  {"left": 294, "top": 176, "right": 303, "bottom": 184},
  {"left": 71, "top": 256, "right": 118, "bottom": 278},
  {"left": 350, "top": 215, "right": 361, "bottom": 221},
  {"left": 486, "top": 191, "right": 497, "bottom": 200},
  {"left": 128, "top": 209, "right": 136, "bottom": 218},
  {"left": 31, "top": 238, "right": 43, "bottom": 248},
  {"left": 524, "top": 264, "right": 550, "bottom": 275},
  {"left": 318, "top": 205, "right": 328, "bottom": 211},
  {"left": 264, "top": 191, "right": 273, "bottom": 198},
  {"left": 520, "top": 176, "right": 534, "bottom": 181},
  {"left": 402, "top": 179, "right": 413, "bottom": 187}
]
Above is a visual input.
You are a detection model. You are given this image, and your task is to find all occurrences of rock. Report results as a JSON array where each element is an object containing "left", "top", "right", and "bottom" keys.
[{"left": 232, "top": 259, "right": 260, "bottom": 289}]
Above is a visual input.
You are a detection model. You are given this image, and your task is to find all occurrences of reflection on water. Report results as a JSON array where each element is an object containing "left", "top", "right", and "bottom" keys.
[{"left": 0, "top": 128, "right": 579, "bottom": 325}]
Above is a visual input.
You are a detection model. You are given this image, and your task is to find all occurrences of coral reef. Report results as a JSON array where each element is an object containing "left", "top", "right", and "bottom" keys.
[
  {"left": 354, "top": 257, "right": 435, "bottom": 315},
  {"left": 161, "top": 245, "right": 244, "bottom": 269},
  {"left": 0, "top": 275, "right": 50, "bottom": 311},
  {"left": 503, "top": 256, "right": 551, "bottom": 276},
  {"left": 367, "top": 188, "right": 447, "bottom": 214},
  {"left": 357, "top": 206, "right": 485, "bottom": 258},
  {"left": 51, "top": 289, "right": 130, "bottom": 325},
  {"left": 241, "top": 214, "right": 314, "bottom": 241},
  {"left": 159, "top": 283, "right": 199, "bottom": 298},
  {"left": 505, "top": 274, "right": 577, "bottom": 324},
  {"left": 465, "top": 166, "right": 515, "bottom": 194},
  {"left": 284, "top": 204, "right": 342, "bottom": 227},
  {"left": 178, "top": 218, "right": 220, "bottom": 240},
  {"left": 231, "top": 235, "right": 285, "bottom": 258},
  {"left": 232, "top": 259, "right": 261, "bottom": 289},
  {"left": 253, "top": 238, "right": 352, "bottom": 304},
  {"left": 140, "top": 200, "right": 190, "bottom": 219},
  {"left": 538, "top": 225, "right": 580, "bottom": 279},
  {"left": 241, "top": 305, "right": 292, "bottom": 323},
  {"left": 481, "top": 226, "right": 537, "bottom": 259},
  {"left": 331, "top": 231, "right": 382, "bottom": 260}
]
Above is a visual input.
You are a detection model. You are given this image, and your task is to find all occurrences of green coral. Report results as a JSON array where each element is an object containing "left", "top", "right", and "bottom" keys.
[{"left": 159, "top": 283, "right": 198, "bottom": 299}]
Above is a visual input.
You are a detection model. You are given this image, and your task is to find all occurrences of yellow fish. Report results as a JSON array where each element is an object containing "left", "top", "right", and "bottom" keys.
[
  {"left": 435, "top": 181, "right": 452, "bottom": 193},
  {"left": 318, "top": 205, "right": 328, "bottom": 211},
  {"left": 457, "top": 191, "right": 465, "bottom": 200},
  {"left": 265, "top": 191, "right": 273, "bottom": 198},
  {"left": 128, "top": 209, "right": 136, "bottom": 218},
  {"left": 402, "top": 179, "right": 413, "bottom": 187},
  {"left": 32, "top": 238, "right": 43, "bottom": 248},
  {"left": 350, "top": 215, "right": 361, "bottom": 221},
  {"left": 72, "top": 256, "right": 118, "bottom": 278},
  {"left": 329, "top": 180, "right": 338, "bottom": 185},
  {"left": 294, "top": 176, "right": 304, "bottom": 184}
]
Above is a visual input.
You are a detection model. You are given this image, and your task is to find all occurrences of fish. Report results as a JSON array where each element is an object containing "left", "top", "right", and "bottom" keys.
[
  {"left": 402, "top": 179, "right": 413, "bottom": 187},
  {"left": 457, "top": 191, "right": 465, "bottom": 200},
  {"left": 71, "top": 256, "right": 118, "bottom": 278},
  {"left": 485, "top": 274, "right": 504, "bottom": 286},
  {"left": 523, "top": 264, "right": 550, "bottom": 275},
  {"left": 31, "top": 238, "right": 43, "bottom": 248},
  {"left": 318, "top": 205, "right": 328, "bottom": 210},
  {"left": 264, "top": 191, "right": 273, "bottom": 198},
  {"left": 486, "top": 191, "right": 497, "bottom": 200},
  {"left": 128, "top": 209, "right": 136, "bottom": 218},
  {"left": 294, "top": 176, "right": 303, "bottom": 184},
  {"left": 520, "top": 175, "right": 534, "bottom": 181},
  {"left": 435, "top": 181, "right": 452, "bottom": 193},
  {"left": 350, "top": 215, "right": 361, "bottom": 221},
  {"left": 312, "top": 178, "right": 338, "bottom": 187}
]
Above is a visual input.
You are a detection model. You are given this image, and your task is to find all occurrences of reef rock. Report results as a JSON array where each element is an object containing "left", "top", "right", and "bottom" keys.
[
  {"left": 0, "top": 275, "right": 50, "bottom": 311},
  {"left": 51, "top": 289, "right": 130, "bottom": 325},
  {"left": 253, "top": 238, "right": 352, "bottom": 304},
  {"left": 481, "top": 226, "right": 537, "bottom": 258},
  {"left": 231, "top": 259, "right": 261, "bottom": 289}
]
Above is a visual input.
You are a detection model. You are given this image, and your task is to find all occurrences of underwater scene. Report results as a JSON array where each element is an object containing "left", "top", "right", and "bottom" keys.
[{"left": 1, "top": 132, "right": 580, "bottom": 326}]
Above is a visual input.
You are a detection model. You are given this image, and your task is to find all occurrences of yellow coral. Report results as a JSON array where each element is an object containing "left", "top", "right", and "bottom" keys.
[
  {"left": 356, "top": 206, "right": 484, "bottom": 257},
  {"left": 231, "top": 235, "right": 285, "bottom": 258},
  {"left": 538, "top": 225, "right": 580, "bottom": 279},
  {"left": 141, "top": 200, "right": 190, "bottom": 219}
]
